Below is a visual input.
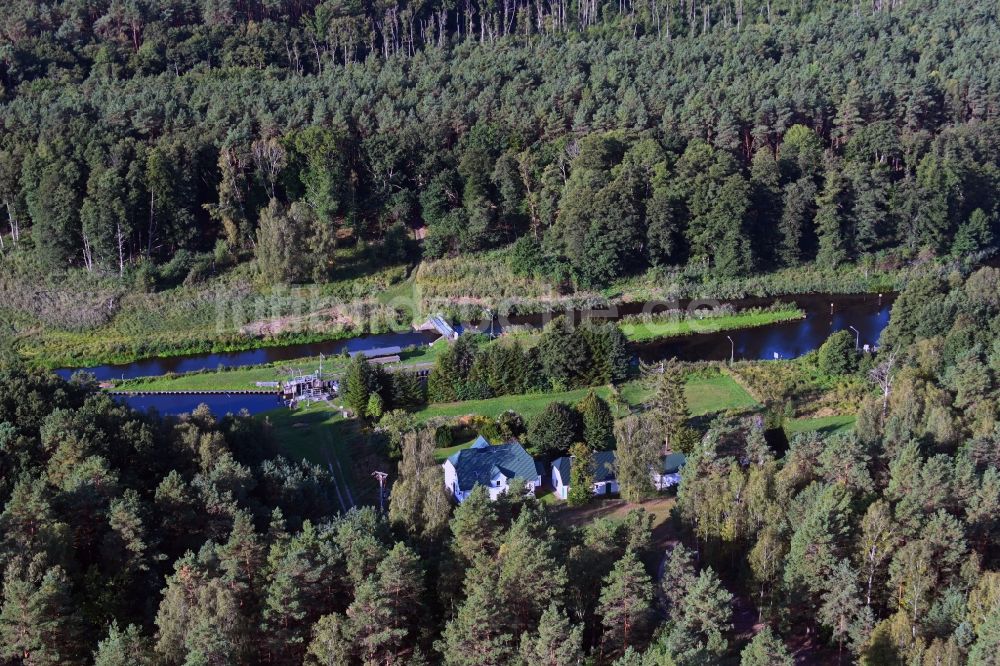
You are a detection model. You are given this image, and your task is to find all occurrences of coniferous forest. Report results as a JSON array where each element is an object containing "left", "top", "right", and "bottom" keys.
[
  {"left": 3, "top": 1, "right": 1000, "bottom": 664},
  {"left": 2, "top": 269, "right": 1000, "bottom": 664},
  {"left": 0, "top": 0, "right": 997, "bottom": 286}
]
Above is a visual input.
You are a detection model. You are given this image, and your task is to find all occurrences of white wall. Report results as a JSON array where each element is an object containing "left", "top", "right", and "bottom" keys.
[
  {"left": 652, "top": 472, "right": 682, "bottom": 490},
  {"left": 552, "top": 467, "right": 567, "bottom": 500},
  {"left": 443, "top": 462, "right": 541, "bottom": 503}
]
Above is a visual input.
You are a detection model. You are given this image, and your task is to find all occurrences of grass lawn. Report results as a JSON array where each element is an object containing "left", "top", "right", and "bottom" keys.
[
  {"left": 416, "top": 374, "right": 757, "bottom": 424},
  {"left": 414, "top": 387, "right": 616, "bottom": 423},
  {"left": 550, "top": 496, "right": 679, "bottom": 563},
  {"left": 618, "top": 308, "right": 804, "bottom": 342},
  {"left": 784, "top": 414, "right": 856, "bottom": 436},
  {"left": 684, "top": 373, "right": 758, "bottom": 416},
  {"left": 550, "top": 496, "right": 675, "bottom": 528},
  {"left": 433, "top": 437, "right": 479, "bottom": 463},
  {"left": 421, "top": 372, "right": 758, "bottom": 462},
  {"left": 260, "top": 401, "right": 379, "bottom": 508}
]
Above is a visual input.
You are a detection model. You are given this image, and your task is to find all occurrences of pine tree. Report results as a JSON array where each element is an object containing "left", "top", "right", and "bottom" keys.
[
  {"left": 304, "top": 613, "right": 354, "bottom": 666},
  {"left": 216, "top": 510, "right": 265, "bottom": 615},
  {"left": 496, "top": 511, "right": 568, "bottom": 635},
  {"left": 783, "top": 484, "right": 853, "bottom": 612},
  {"left": 647, "top": 359, "right": 689, "bottom": 453},
  {"left": 439, "top": 555, "right": 515, "bottom": 665},
  {"left": 365, "top": 541, "right": 424, "bottom": 658},
  {"left": 740, "top": 627, "right": 793, "bottom": 666},
  {"left": 598, "top": 549, "right": 654, "bottom": 657},
  {"left": 818, "top": 560, "right": 866, "bottom": 661},
  {"left": 661, "top": 544, "right": 697, "bottom": 615},
  {"left": 815, "top": 167, "right": 851, "bottom": 268},
  {"left": 568, "top": 442, "right": 596, "bottom": 506},
  {"left": 93, "top": 622, "right": 154, "bottom": 666},
  {"left": 778, "top": 177, "right": 817, "bottom": 266},
  {"left": 347, "top": 577, "right": 405, "bottom": 664},
  {"left": 259, "top": 522, "right": 341, "bottom": 664},
  {"left": 666, "top": 568, "right": 733, "bottom": 662},
  {"left": 343, "top": 355, "right": 380, "bottom": 417},
  {"left": 832, "top": 81, "right": 864, "bottom": 147},
  {"left": 449, "top": 485, "right": 498, "bottom": 550},
  {"left": 578, "top": 390, "right": 615, "bottom": 451},
  {"left": 0, "top": 561, "right": 85, "bottom": 666},
  {"left": 0, "top": 477, "right": 69, "bottom": 567},
  {"left": 518, "top": 603, "right": 584, "bottom": 666}
]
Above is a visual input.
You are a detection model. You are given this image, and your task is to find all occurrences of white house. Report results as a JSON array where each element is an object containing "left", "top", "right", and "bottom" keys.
[
  {"left": 551, "top": 451, "right": 619, "bottom": 500},
  {"left": 551, "top": 450, "right": 687, "bottom": 499},
  {"left": 651, "top": 452, "right": 687, "bottom": 490},
  {"left": 443, "top": 436, "right": 542, "bottom": 502}
]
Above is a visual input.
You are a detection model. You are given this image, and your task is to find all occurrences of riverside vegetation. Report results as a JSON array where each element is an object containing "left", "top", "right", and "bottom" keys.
[{"left": 2, "top": 0, "right": 999, "bottom": 369}]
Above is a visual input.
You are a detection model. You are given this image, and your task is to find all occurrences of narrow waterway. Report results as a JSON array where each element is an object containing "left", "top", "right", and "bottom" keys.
[
  {"left": 635, "top": 292, "right": 891, "bottom": 363},
  {"left": 61, "top": 292, "right": 893, "bottom": 404},
  {"left": 57, "top": 330, "right": 440, "bottom": 382},
  {"left": 119, "top": 393, "right": 284, "bottom": 417}
]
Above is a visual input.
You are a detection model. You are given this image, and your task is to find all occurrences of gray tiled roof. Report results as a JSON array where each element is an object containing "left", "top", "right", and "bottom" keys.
[
  {"left": 447, "top": 436, "right": 538, "bottom": 492},
  {"left": 662, "top": 452, "right": 687, "bottom": 474},
  {"left": 552, "top": 450, "right": 617, "bottom": 485}
]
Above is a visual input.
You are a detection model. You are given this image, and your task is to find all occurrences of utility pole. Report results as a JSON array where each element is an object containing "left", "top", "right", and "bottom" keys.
[{"left": 372, "top": 471, "right": 389, "bottom": 513}]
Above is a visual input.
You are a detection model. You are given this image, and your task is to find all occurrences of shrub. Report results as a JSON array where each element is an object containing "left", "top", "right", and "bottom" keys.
[
  {"left": 526, "top": 401, "right": 581, "bottom": 457},
  {"left": 434, "top": 425, "right": 455, "bottom": 448},
  {"left": 818, "top": 330, "right": 859, "bottom": 376}
]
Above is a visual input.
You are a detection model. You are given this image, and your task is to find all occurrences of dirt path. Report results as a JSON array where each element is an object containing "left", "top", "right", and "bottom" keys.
[{"left": 324, "top": 455, "right": 349, "bottom": 512}]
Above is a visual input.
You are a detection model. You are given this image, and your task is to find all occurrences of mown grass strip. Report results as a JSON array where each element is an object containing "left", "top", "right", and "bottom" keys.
[
  {"left": 413, "top": 374, "right": 758, "bottom": 424},
  {"left": 784, "top": 414, "right": 856, "bottom": 436},
  {"left": 110, "top": 342, "right": 447, "bottom": 392},
  {"left": 619, "top": 307, "right": 805, "bottom": 343}
]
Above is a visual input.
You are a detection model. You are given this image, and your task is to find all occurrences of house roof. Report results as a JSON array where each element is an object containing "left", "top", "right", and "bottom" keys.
[
  {"left": 552, "top": 450, "right": 617, "bottom": 485},
  {"left": 447, "top": 437, "right": 538, "bottom": 492},
  {"left": 662, "top": 452, "right": 687, "bottom": 475}
]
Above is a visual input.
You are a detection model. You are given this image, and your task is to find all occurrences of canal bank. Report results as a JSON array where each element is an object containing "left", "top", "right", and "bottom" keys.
[{"left": 60, "top": 292, "right": 892, "bottom": 384}]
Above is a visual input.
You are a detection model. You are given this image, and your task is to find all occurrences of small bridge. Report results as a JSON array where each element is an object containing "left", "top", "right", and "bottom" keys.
[{"left": 416, "top": 314, "right": 458, "bottom": 341}]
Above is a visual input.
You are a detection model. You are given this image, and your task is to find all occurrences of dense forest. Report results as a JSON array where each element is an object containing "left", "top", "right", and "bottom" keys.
[
  {"left": 0, "top": 0, "right": 998, "bottom": 290},
  {"left": 1, "top": 272, "right": 1000, "bottom": 663},
  {"left": 4, "top": 1, "right": 1000, "bottom": 663}
]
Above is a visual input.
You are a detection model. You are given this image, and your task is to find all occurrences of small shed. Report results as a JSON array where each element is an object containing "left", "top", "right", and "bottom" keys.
[
  {"left": 652, "top": 452, "right": 687, "bottom": 490},
  {"left": 551, "top": 451, "right": 618, "bottom": 500}
]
